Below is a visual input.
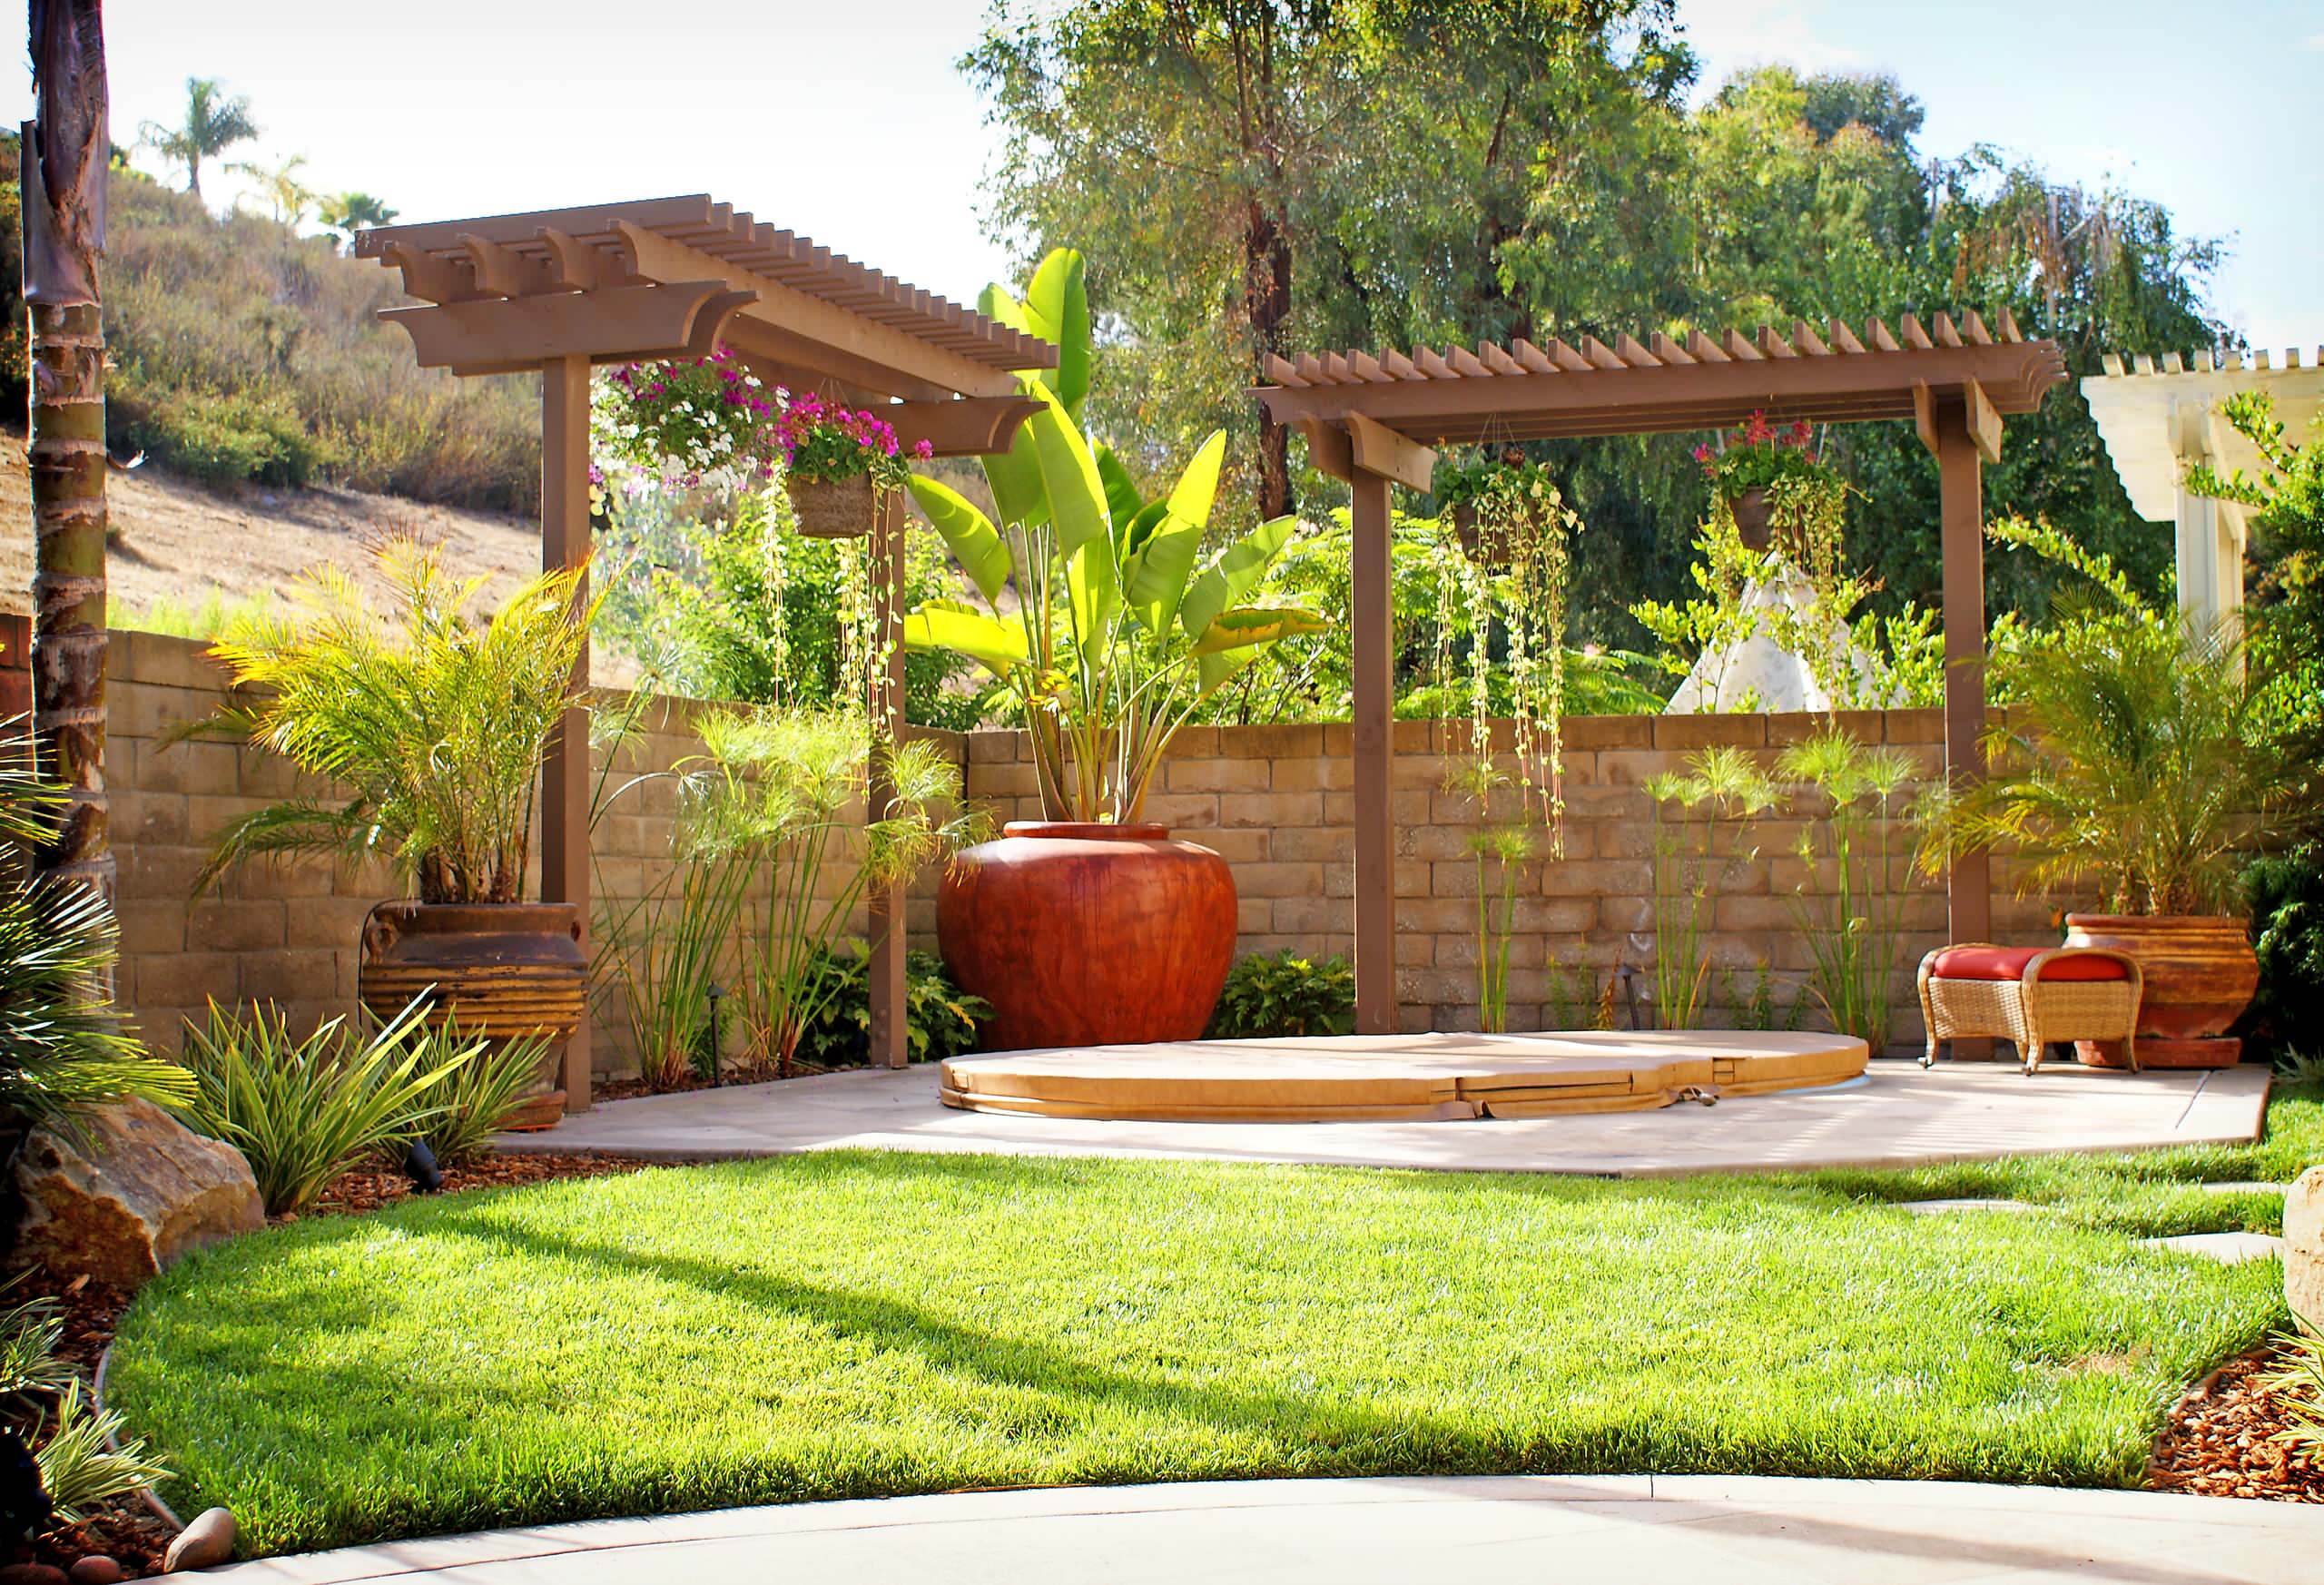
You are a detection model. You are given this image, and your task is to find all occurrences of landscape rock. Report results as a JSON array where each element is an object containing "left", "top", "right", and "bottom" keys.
[
  {"left": 0, "top": 1563, "right": 68, "bottom": 1585},
  {"left": 2289, "top": 1166, "right": 2324, "bottom": 1332},
  {"left": 12, "top": 1101, "right": 262, "bottom": 1288},
  {"left": 160, "top": 1508, "right": 234, "bottom": 1573},
  {"left": 65, "top": 1558, "right": 123, "bottom": 1585}
]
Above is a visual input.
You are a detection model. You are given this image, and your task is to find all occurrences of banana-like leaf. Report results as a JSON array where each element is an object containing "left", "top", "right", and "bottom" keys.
[
  {"left": 1119, "top": 499, "right": 1169, "bottom": 558},
  {"left": 1024, "top": 383, "right": 1112, "bottom": 564},
  {"left": 1197, "top": 645, "right": 1264, "bottom": 696},
  {"left": 1096, "top": 444, "right": 1145, "bottom": 532},
  {"left": 901, "top": 604, "right": 1029, "bottom": 678},
  {"left": 905, "top": 477, "right": 1011, "bottom": 605},
  {"left": 1188, "top": 605, "right": 1331, "bottom": 655},
  {"left": 975, "top": 283, "right": 1051, "bottom": 530},
  {"left": 1179, "top": 514, "right": 1297, "bottom": 639},
  {"left": 1163, "top": 430, "right": 1226, "bottom": 528},
  {"left": 1124, "top": 511, "right": 1206, "bottom": 634},
  {"left": 1024, "top": 249, "right": 1090, "bottom": 416},
  {"left": 1066, "top": 539, "right": 1120, "bottom": 668}
]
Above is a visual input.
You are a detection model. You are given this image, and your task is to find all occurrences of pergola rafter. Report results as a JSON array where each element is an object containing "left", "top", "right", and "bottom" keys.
[
  {"left": 359, "top": 195, "right": 1058, "bottom": 1108},
  {"left": 1255, "top": 314, "right": 2069, "bottom": 1038}
]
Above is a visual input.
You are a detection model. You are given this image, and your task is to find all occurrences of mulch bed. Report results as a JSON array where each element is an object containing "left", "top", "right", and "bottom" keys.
[
  {"left": 593, "top": 1061, "right": 850, "bottom": 1104},
  {"left": 2149, "top": 1342, "right": 2324, "bottom": 1502},
  {"left": 4, "top": 1151, "right": 655, "bottom": 1579}
]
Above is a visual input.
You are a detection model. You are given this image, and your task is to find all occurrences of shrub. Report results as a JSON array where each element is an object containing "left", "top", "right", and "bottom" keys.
[
  {"left": 793, "top": 947, "right": 990, "bottom": 1067},
  {"left": 119, "top": 387, "right": 335, "bottom": 488},
  {"left": 396, "top": 1025, "right": 551, "bottom": 1169},
  {"left": 1206, "top": 950, "right": 1355, "bottom": 1039},
  {"left": 2247, "top": 846, "right": 2324, "bottom": 1059},
  {"left": 178, "top": 998, "right": 463, "bottom": 1216}
]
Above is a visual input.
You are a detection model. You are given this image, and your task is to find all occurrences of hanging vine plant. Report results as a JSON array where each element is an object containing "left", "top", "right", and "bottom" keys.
[{"left": 1425, "top": 448, "right": 1581, "bottom": 1031}]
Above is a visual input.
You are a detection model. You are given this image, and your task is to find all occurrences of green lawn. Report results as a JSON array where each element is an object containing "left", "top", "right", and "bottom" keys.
[{"left": 108, "top": 1081, "right": 2320, "bottom": 1558}]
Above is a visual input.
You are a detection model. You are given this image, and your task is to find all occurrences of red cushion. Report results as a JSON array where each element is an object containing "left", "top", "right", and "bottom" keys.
[{"left": 1929, "top": 946, "right": 2128, "bottom": 982}]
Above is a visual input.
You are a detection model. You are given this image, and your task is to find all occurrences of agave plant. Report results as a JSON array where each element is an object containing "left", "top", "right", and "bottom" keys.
[
  {"left": 0, "top": 724, "right": 193, "bottom": 1137},
  {"left": 906, "top": 393, "right": 1324, "bottom": 822},
  {"left": 1916, "top": 610, "right": 2296, "bottom": 916},
  {"left": 185, "top": 541, "right": 596, "bottom": 903}
]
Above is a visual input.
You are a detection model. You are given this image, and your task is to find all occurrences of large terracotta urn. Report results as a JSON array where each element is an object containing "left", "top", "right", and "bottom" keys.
[
  {"left": 2063, "top": 912, "right": 2260, "bottom": 1068},
  {"left": 938, "top": 822, "right": 1237, "bottom": 1052},
  {"left": 359, "top": 901, "right": 589, "bottom": 1128}
]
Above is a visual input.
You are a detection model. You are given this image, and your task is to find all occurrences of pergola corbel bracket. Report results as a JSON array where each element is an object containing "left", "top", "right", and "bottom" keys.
[
  {"left": 379, "top": 279, "right": 758, "bottom": 375},
  {"left": 1914, "top": 379, "right": 2003, "bottom": 465},
  {"left": 1346, "top": 413, "right": 1436, "bottom": 491},
  {"left": 887, "top": 396, "right": 1047, "bottom": 459}
]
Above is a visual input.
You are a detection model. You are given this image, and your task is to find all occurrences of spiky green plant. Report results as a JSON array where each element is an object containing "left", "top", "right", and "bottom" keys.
[
  {"left": 393, "top": 1022, "right": 551, "bottom": 1169},
  {"left": 1645, "top": 746, "right": 1777, "bottom": 1029},
  {"left": 1780, "top": 727, "right": 1917, "bottom": 1052},
  {"left": 178, "top": 996, "right": 466, "bottom": 1215},
  {"left": 184, "top": 541, "right": 596, "bottom": 904},
  {"left": 0, "top": 723, "right": 194, "bottom": 1137},
  {"left": 1916, "top": 611, "right": 2295, "bottom": 916},
  {"left": 0, "top": 1281, "right": 71, "bottom": 1407},
  {"left": 33, "top": 1382, "right": 172, "bottom": 1525}
]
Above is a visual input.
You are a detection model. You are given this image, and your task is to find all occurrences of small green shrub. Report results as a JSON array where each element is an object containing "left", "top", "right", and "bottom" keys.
[
  {"left": 793, "top": 947, "right": 990, "bottom": 1067},
  {"left": 123, "top": 387, "right": 333, "bottom": 487},
  {"left": 2267, "top": 1331, "right": 2324, "bottom": 1468},
  {"left": 396, "top": 1025, "right": 551, "bottom": 1169},
  {"left": 2247, "top": 846, "right": 2324, "bottom": 1059},
  {"left": 178, "top": 998, "right": 464, "bottom": 1215},
  {"left": 1206, "top": 950, "right": 1355, "bottom": 1039}
]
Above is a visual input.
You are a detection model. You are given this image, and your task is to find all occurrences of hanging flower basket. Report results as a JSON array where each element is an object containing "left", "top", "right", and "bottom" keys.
[
  {"left": 786, "top": 473, "right": 879, "bottom": 539},
  {"left": 1437, "top": 450, "right": 1563, "bottom": 567},
  {"left": 1724, "top": 486, "right": 1772, "bottom": 549}
]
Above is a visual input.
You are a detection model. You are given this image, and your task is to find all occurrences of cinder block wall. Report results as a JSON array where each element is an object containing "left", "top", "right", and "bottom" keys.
[
  {"left": 961, "top": 711, "right": 2062, "bottom": 1046},
  {"left": 105, "top": 632, "right": 943, "bottom": 1072},
  {"left": 110, "top": 629, "right": 2060, "bottom": 1068}
]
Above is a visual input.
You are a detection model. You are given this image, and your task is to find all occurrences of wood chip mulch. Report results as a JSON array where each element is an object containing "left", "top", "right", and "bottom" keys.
[
  {"left": 287, "top": 1150, "right": 655, "bottom": 1222},
  {"left": 2149, "top": 1342, "right": 2324, "bottom": 1502}
]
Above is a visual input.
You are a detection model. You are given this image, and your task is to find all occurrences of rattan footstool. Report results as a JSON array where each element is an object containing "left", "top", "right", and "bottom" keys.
[{"left": 1917, "top": 943, "right": 2142, "bottom": 1076}]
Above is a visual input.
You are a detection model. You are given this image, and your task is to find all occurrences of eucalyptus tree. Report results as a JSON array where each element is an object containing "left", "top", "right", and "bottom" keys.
[{"left": 136, "top": 74, "right": 257, "bottom": 199}]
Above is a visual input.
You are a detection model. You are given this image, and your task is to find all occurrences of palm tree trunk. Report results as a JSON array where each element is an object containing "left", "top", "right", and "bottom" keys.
[{"left": 24, "top": 0, "right": 113, "bottom": 894}]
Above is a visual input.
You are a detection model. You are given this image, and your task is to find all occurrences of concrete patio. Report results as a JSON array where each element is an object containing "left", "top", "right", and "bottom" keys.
[
  {"left": 207, "top": 1476, "right": 2324, "bottom": 1584},
  {"left": 501, "top": 1056, "right": 2272, "bottom": 1176}
]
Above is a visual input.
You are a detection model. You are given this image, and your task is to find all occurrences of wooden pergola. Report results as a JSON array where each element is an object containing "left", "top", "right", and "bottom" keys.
[
  {"left": 356, "top": 194, "right": 1057, "bottom": 1108},
  {"left": 1254, "top": 312, "right": 2068, "bottom": 1034}
]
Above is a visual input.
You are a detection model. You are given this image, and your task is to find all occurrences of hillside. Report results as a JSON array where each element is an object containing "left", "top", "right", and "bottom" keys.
[{"left": 0, "top": 425, "right": 551, "bottom": 645}]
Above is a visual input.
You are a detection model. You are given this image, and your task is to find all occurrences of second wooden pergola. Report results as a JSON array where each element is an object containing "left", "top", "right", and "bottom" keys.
[{"left": 1254, "top": 314, "right": 2067, "bottom": 1035}]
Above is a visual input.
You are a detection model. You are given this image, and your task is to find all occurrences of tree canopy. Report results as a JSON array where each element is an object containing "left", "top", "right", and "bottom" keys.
[{"left": 969, "top": 9, "right": 2230, "bottom": 642}]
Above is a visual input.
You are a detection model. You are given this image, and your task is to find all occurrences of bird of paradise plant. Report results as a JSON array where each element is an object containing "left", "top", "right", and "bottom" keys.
[{"left": 904, "top": 387, "right": 1324, "bottom": 822}]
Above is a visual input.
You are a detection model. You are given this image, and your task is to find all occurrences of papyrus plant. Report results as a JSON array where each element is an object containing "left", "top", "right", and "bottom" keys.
[
  {"left": 1780, "top": 727, "right": 1915, "bottom": 1052},
  {"left": 1643, "top": 747, "right": 1777, "bottom": 1029}
]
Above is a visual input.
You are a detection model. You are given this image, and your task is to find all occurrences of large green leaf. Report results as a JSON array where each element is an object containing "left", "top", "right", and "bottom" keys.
[
  {"left": 1023, "top": 249, "right": 1090, "bottom": 416},
  {"left": 901, "top": 603, "right": 1029, "bottom": 678},
  {"left": 1095, "top": 444, "right": 1145, "bottom": 534},
  {"left": 1023, "top": 383, "right": 1112, "bottom": 564},
  {"left": 905, "top": 477, "right": 1011, "bottom": 605},
  {"left": 1123, "top": 511, "right": 1205, "bottom": 634},
  {"left": 1163, "top": 430, "right": 1226, "bottom": 528},
  {"left": 1179, "top": 514, "right": 1297, "bottom": 639},
  {"left": 975, "top": 283, "right": 1051, "bottom": 531},
  {"left": 1188, "top": 605, "right": 1331, "bottom": 655}
]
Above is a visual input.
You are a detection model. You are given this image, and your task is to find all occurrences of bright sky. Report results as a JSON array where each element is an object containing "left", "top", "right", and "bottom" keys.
[{"left": 9, "top": 0, "right": 2319, "bottom": 352}]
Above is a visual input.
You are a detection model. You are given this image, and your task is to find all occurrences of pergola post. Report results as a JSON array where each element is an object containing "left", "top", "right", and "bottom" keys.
[
  {"left": 1349, "top": 468, "right": 1396, "bottom": 1035},
  {"left": 866, "top": 488, "right": 909, "bottom": 1067},
  {"left": 1921, "top": 384, "right": 1994, "bottom": 953},
  {"left": 540, "top": 353, "right": 593, "bottom": 1108}
]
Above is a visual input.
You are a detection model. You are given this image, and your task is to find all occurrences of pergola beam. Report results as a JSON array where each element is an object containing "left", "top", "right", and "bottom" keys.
[
  {"left": 616, "top": 222, "right": 1020, "bottom": 400},
  {"left": 382, "top": 281, "right": 754, "bottom": 374}
]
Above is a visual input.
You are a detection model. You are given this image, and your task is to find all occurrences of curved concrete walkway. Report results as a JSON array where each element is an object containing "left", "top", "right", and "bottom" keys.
[{"left": 212, "top": 1476, "right": 2324, "bottom": 1583}]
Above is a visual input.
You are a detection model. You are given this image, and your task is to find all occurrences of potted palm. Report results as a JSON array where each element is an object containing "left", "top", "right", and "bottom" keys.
[
  {"left": 905, "top": 388, "right": 1324, "bottom": 1050},
  {"left": 188, "top": 542, "right": 596, "bottom": 1125},
  {"left": 1916, "top": 609, "right": 2295, "bottom": 1067}
]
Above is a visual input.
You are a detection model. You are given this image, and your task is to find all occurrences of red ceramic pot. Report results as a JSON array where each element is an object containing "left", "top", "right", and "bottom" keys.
[
  {"left": 938, "top": 822, "right": 1237, "bottom": 1052},
  {"left": 2063, "top": 912, "right": 2259, "bottom": 1068}
]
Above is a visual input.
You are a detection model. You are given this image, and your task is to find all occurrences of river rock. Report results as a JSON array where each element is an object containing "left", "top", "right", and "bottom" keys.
[
  {"left": 65, "top": 1558, "right": 123, "bottom": 1584},
  {"left": 12, "top": 1100, "right": 262, "bottom": 1287},
  {"left": 2290, "top": 1166, "right": 2324, "bottom": 1332},
  {"left": 161, "top": 1507, "right": 235, "bottom": 1573}
]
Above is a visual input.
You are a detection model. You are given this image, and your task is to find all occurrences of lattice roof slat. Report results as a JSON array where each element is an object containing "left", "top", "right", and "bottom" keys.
[
  {"left": 357, "top": 193, "right": 1054, "bottom": 377},
  {"left": 1254, "top": 315, "right": 2065, "bottom": 445}
]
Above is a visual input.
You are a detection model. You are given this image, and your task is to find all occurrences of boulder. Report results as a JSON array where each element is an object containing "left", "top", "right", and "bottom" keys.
[
  {"left": 12, "top": 1100, "right": 262, "bottom": 1287},
  {"left": 161, "top": 1508, "right": 235, "bottom": 1572},
  {"left": 2290, "top": 1166, "right": 2324, "bottom": 1333}
]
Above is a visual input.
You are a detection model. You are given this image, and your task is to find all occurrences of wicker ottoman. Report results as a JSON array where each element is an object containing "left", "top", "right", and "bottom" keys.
[{"left": 1917, "top": 943, "right": 2142, "bottom": 1076}]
